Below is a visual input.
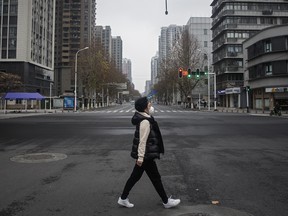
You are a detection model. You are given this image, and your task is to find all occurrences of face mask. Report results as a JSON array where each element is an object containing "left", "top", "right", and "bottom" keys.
[{"left": 149, "top": 106, "right": 155, "bottom": 115}]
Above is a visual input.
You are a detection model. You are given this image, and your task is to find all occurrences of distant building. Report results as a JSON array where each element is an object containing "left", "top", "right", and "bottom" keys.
[
  {"left": 95, "top": 26, "right": 123, "bottom": 73},
  {"left": 112, "top": 36, "right": 123, "bottom": 72},
  {"left": 122, "top": 58, "right": 132, "bottom": 83},
  {"left": 145, "top": 80, "right": 151, "bottom": 96},
  {"left": 0, "top": 0, "right": 56, "bottom": 95},
  {"left": 211, "top": 0, "right": 288, "bottom": 108},
  {"left": 243, "top": 25, "right": 288, "bottom": 111},
  {"left": 159, "top": 25, "right": 183, "bottom": 63},
  {"left": 151, "top": 53, "right": 159, "bottom": 86},
  {"left": 95, "top": 26, "right": 112, "bottom": 59}
]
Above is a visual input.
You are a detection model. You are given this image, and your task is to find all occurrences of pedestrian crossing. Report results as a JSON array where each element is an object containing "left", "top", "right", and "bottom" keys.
[{"left": 93, "top": 108, "right": 195, "bottom": 114}]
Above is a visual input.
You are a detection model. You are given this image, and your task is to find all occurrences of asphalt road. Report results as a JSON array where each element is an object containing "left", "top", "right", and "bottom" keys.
[{"left": 0, "top": 104, "right": 287, "bottom": 216}]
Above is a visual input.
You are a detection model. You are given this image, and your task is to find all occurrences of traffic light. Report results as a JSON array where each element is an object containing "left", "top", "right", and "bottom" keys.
[
  {"left": 178, "top": 68, "right": 183, "bottom": 78},
  {"left": 246, "top": 86, "right": 250, "bottom": 92},
  {"left": 196, "top": 68, "right": 200, "bottom": 79},
  {"left": 187, "top": 68, "right": 192, "bottom": 79}
]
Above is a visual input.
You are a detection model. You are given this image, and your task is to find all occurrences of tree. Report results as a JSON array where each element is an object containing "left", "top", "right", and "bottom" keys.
[
  {"left": 155, "top": 27, "right": 206, "bottom": 105},
  {"left": 0, "top": 72, "right": 22, "bottom": 93},
  {"left": 77, "top": 40, "right": 130, "bottom": 108}
]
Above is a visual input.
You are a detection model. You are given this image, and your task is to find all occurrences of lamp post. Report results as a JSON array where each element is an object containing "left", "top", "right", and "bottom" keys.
[
  {"left": 197, "top": 49, "right": 217, "bottom": 111},
  {"left": 74, "top": 47, "right": 89, "bottom": 112},
  {"left": 212, "top": 72, "right": 217, "bottom": 111},
  {"left": 197, "top": 49, "right": 210, "bottom": 110},
  {"left": 49, "top": 82, "right": 53, "bottom": 111},
  {"left": 165, "top": 0, "right": 168, "bottom": 15},
  {"left": 205, "top": 53, "right": 211, "bottom": 111}
]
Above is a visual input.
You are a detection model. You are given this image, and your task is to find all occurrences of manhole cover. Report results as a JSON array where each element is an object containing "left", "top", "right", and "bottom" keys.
[{"left": 10, "top": 153, "right": 67, "bottom": 163}]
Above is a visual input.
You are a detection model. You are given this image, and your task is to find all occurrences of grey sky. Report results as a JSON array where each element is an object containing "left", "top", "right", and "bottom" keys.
[{"left": 96, "top": 0, "right": 212, "bottom": 93}]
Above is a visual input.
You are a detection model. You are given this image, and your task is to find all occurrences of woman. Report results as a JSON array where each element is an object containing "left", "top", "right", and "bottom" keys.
[{"left": 118, "top": 97, "right": 180, "bottom": 208}]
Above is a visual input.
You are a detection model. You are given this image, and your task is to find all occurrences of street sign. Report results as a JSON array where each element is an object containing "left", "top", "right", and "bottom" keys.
[{"left": 116, "top": 83, "right": 127, "bottom": 89}]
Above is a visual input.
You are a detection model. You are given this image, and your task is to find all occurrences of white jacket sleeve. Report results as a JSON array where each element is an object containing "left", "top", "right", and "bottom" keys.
[{"left": 137, "top": 119, "right": 150, "bottom": 162}]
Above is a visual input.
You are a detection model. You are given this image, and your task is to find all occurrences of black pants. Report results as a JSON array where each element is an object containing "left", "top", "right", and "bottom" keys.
[{"left": 121, "top": 160, "right": 168, "bottom": 203}]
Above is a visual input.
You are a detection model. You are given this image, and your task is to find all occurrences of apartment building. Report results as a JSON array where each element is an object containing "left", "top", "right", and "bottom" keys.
[
  {"left": 243, "top": 24, "right": 288, "bottom": 111},
  {"left": 95, "top": 26, "right": 123, "bottom": 73},
  {"left": 112, "top": 36, "right": 123, "bottom": 72},
  {"left": 151, "top": 53, "right": 159, "bottom": 86},
  {"left": 95, "top": 25, "right": 112, "bottom": 59},
  {"left": 158, "top": 25, "right": 183, "bottom": 63},
  {"left": 211, "top": 0, "right": 288, "bottom": 108},
  {"left": 122, "top": 58, "right": 132, "bottom": 83},
  {"left": 54, "top": 0, "right": 96, "bottom": 96},
  {"left": 0, "top": 0, "right": 55, "bottom": 95}
]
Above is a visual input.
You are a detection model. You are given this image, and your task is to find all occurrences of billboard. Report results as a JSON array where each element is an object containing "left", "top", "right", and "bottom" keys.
[{"left": 63, "top": 97, "right": 75, "bottom": 109}]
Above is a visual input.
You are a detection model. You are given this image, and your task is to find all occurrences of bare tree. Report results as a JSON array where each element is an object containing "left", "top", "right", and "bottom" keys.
[
  {"left": 0, "top": 72, "right": 22, "bottom": 93},
  {"left": 77, "top": 41, "right": 129, "bottom": 108},
  {"left": 170, "top": 27, "right": 208, "bottom": 106}
]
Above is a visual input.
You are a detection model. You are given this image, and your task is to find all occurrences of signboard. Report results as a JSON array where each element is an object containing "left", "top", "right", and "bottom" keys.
[
  {"left": 63, "top": 97, "right": 75, "bottom": 109},
  {"left": 116, "top": 83, "right": 127, "bottom": 89},
  {"left": 265, "top": 87, "right": 288, "bottom": 93},
  {"left": 225, "top": 87, "right": 241, "bottom": 94},
  {"left": 122, "top": 91, "right": 129, "bottom": 95},
  {"left": 53, "top": 98, "right": 63, "bottom": 108}
]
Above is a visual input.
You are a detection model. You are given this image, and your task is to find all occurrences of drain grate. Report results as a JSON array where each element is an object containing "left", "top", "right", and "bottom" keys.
[{"left": 10, "top": 153, "right": 67, "bottom": 163}]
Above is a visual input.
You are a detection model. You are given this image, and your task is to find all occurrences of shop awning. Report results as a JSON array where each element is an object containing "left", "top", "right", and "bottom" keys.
[{"left": 4, "top": 92, "right": 45, "bottom": 100}]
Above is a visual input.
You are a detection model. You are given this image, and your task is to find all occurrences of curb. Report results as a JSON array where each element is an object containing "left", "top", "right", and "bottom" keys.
[{"left": 145, "top": 205, "right": 254, "bottom": 216}]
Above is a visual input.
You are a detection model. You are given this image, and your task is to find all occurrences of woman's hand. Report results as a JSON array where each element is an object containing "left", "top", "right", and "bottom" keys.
[{"left": 136, "top": 160, "right": 143, "bottom": 167}]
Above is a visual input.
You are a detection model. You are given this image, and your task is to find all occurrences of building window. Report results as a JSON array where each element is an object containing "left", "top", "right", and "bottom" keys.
[
  {"left": 204, "top": 41, "right": 208, "bottom": 47},
  {"left": 265, "top": 63, "right": 272, "bottom": 75},
  {"left": 264, "top": 40, "right": 272, "bottom": 52},
  {"left": 204, "top": 29, "right": 208, "bottom": 35}
]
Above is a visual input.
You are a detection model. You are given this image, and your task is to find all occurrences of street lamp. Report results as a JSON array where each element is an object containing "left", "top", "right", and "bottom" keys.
[
  {"left": 74, "top": 47, "right": 89, "bottom": 112},
  {"left": 165, "top": 0, "right": 168, "bottom": 15},
  {"left": 197, "top": 49, "right": 211, "bottom": 110},
  {"left": 49, "top": 82, "right": 53, "bottom": 111},
  {"left": 197, "top": 49, "right": 217, "bottom": 111}
]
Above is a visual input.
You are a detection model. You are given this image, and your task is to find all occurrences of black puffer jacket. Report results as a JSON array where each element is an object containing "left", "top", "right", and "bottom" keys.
[{"left": 130, "top": 112, "right": 164, "bottom": 160}]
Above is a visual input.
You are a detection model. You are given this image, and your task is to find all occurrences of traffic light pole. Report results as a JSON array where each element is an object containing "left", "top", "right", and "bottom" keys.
[
  {"left": 207, "top": 72, "right": 217, "bottom": 111},
  {"left": 246, "top": 88, "right": 249, "bottom": 113},
  {"left": 207, "top": 57, "right": 210, "bottom": 111}
]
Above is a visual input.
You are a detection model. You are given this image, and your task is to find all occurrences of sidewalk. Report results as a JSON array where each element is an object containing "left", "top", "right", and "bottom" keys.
[
  {"left": 214, "top": 107, "right": 288, "bottom": 117},
  {"left": 0, "top": 109, "right": 59, "bottom": 120}
]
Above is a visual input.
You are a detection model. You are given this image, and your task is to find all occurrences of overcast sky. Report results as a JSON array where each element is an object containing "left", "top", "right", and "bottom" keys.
[{"left": 96, "top": 0, "right": 212, "bottom": 93}]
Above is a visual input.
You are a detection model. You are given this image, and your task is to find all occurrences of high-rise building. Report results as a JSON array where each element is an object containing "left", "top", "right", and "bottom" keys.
[
  {"left": 54, "top": 0, "right": 96, "bottom": 96},
  {"left": 186, "top": 17, "right": 213, "bottom": 105},
  {"left": 145, "top": 80, "right": 151, "bottom": 96},
  {"left": 122, "top": 58, "right": 132, "bottom": 83},
  {"left": 151, "top": 53, "right": 159, "bottom": 86},
  {"left": 112, "top": 36, "right": 123, "bottom": 72},
  {"left": 158, "top": 25, "right": 183, "bottom": 63},
  {"left": 0, "top": 0, "right": 56, "bottom": 95},
  {"left": 95, "top": 26, "right": 123, "bottom": 73},
  {"left": 95, "top": 25, "right": 112, "bottom": 59},
  {"left": 211, "top": 0, "right": 288, "bottom": 108}
]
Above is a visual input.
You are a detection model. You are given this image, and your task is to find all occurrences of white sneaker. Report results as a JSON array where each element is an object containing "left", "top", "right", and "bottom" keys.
[
  {"left": 163, "top": 196, "right": 181, "bottom": 209},
  {"left": 118, "top": 197, "right": 134, "bottom": 208}
]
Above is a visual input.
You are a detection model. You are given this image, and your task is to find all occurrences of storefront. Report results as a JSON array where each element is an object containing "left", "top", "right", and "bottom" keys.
[{"left": 225, "top": 87, "right": 241, "bottom": 108}]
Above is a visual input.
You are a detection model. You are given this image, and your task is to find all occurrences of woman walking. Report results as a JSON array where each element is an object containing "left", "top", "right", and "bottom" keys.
[{"left": 118, "top": 97, "right": 180, "bottom": 209}]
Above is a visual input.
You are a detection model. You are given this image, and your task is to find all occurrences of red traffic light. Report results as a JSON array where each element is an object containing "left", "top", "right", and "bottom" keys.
[{"left": 178, "top": 68, "right": 183, "bottom": 78}]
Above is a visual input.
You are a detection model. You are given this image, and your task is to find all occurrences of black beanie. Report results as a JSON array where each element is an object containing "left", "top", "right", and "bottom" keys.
[{"left": 135, "top": 97, "right": 148, "bottom": 112}]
